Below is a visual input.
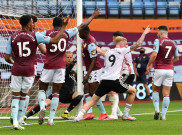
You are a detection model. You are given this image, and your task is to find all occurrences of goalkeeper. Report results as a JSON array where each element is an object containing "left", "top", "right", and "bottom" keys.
[{"left": 23, "top": 51, "right": 82, "bottom": 122}]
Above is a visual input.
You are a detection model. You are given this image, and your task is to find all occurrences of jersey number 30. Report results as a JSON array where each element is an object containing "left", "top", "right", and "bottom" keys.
[
  {"left": 50, "top": 38, "right": 66, "bottom": 52},
  {"left": 109, "top": 55, "right": 116, "bottom": 66}
]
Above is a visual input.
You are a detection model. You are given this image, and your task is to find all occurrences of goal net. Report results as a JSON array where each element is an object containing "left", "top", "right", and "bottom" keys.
[{"left": 0, "top": 0, "right": 78, "bottom": 120}]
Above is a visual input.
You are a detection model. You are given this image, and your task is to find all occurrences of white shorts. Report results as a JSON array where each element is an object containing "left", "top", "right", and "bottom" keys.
[
  {"left": 40, "top": 68, "right": 65, "bottom": 83},
  {"left": 10, "top": 75, "right": 35, "bottom": 93},
  {"left": 84, "top": 69, "right": 102, "bottom": 83},
  {"left": 152, "top": 69, "right": 174, "bottom": 87}
]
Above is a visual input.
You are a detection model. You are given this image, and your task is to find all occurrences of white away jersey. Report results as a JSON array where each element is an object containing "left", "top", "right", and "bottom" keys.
[
  {"left": 101, "top": 47, "right": 130, "bottom": 80},
  {"left": 122, "top": 52, "right": 134, "bottom": 75}
]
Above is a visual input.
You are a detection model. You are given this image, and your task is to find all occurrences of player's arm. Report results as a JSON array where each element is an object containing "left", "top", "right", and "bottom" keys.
[
  {"left": 50, "top": 17, "right": 69, "bottom": 44},
  {"left": 65, "top": 9, "right": 101, "bottom": 39},
  {"left": 77, "top": 9, "right": 100, "bottom": 31},
  {"left": 145, "top": 56, "right": 152, "bottom": 75},
  {"left": 38, "top": 43, "right": 46, "bottom": 55},
  {"left": 5, "top": 37, "right": 14, "bottom": 64},
  {"left": 130, "top": 25, "right": 151, "bottom": 51},
  {"left": 96, "top": 46, "right": 107, "bottom": 56},
  {"left": 83, "top": 43, "right": 97, "bottom": 84},
  {"left": 66, "top": 60, "right": 77, "bottom": 78},
  {"left": 133, "top": 62, "right": 139, "bottom": 77},
  {"left": 36, "top": 16, "right": 69, "bottom": 45},
  {"left": 173, "top": 47, "right": 179, "bottom": 63},
  {"left": 147, "top": 39, "right": 159, "bottom": 72}
]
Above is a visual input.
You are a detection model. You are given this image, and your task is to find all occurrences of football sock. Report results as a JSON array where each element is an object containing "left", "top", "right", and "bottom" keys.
[
  {"left": 22, "top": 95, "right": 30, "bottom": 118},
  {"left": 117, "top": 106, "right": 122, "bottom": 114},
  {"left": 85, "top": 93, "right": 92, "bottom": 113},
  {"left": 123, "top": 103, "right": 132, "bottom": 116},
  {"left": 67, "top": 95, "right": 83, "bottom": 113},
  {"left": 76, "top": 109, "right": 86, "bottom": 120},
  {"left": 152, "top": 92, "right": 160, "bottom": 112},
  {"left": 11, "top": 96, "right": 20, "bottom": 124},
  {"left": 161, "top": 96, "right": 170, "bottom": 118},
  {"left": 38, "top": 90, "right": 46, "bottom": 110},
  {"left": 96, "top": 99, "right": 106, "bottom": 114},
  {"left": 17, "top": 96, "right": 26, "bottom": 121},
  {"left": 48, "top": 93, "right": 59, "bottom": 122},
  {"left": 111, "top": 94, "right": 119, "bottom": 116}
]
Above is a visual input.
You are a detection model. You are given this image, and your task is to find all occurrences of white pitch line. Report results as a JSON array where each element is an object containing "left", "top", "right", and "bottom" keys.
[
  {"left": 133, "top": 110, "right": 182, "bottom": 116},
  {"left": 0, "top": 109, "right": 182, "bottom": 129}
]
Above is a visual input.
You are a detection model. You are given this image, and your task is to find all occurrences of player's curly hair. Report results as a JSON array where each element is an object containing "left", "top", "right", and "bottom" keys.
[
  {"left": 19, "top": 15, "right": 32, "bottom": 27},
  {"left": 31, "top": 15, "right": 37, "bottom": 23},
  {"left": 53, "top": 17, "right": 62, "bottom": 28}
]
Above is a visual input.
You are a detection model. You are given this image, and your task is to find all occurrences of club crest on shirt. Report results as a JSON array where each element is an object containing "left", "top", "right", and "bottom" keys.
[
  {"left": 143, "top": 56, "right": 145, "bottom": 58},
  {"left": 83, "top": 44, "right": 87, "bottom": 48},
  {"left": 91, "top": 50, "right": 96, "bottom": 55}
]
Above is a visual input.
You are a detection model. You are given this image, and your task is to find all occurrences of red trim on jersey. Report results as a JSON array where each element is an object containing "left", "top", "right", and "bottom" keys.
[
  {"left": 52, "top": 94, "right": 59, "bottom": 98},
  {"left": 124, "top": 57, "right": 131, "bottom": 74},
  {"left": 120, "top": 59, "right": 125, "bottom": 79}
]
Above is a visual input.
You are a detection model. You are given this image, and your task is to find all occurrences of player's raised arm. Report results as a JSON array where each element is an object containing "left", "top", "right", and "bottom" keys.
[
  {"left": 130, "top": 25, "right": 151, "bottom": 51},
  {"left": 35, "top": 16, "right": 69, "bottom": 45},
  {"left": 50, "top": 16, "right": 69, "bottom": 44},
  {"left": 77, "top": 9, "right": 100, "bottom": 31},
  {"left": 96, "top": 46, "right": 107, "bottom": 56}
]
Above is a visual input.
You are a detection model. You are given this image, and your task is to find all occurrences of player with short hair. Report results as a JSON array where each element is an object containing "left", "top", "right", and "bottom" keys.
[
  {"left": 5, "top": 14, "right": 68, "bottom": 130},
  {"left": 23, "top": 51, "right": 83, "bottom": 121},
  {"left": 79, "top": 26, "right": 108, "bottom": 120},
  {"left": 73, "top": 26, "right": 151, "bottom": 122},
  {"left": 147, "top": 26, "right": 179, "bottom": 120},
  {"left": 20, "top": 15, "right": 46, "bottom": 125},
  {"left": 109, "top": 31, "right": 135, "bottom": 120},
  {"left": 38, "top": 9, "right": 101, "bottom": 125}
]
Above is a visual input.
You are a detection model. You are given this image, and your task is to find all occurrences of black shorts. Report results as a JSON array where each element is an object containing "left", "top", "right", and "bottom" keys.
[
  {"left": 137, "top": 73, "right": 148, "bottom": 84},
  {"left": 95, "top": 79, "right": 129, "bottom": 97},
  {"left": 122, "top": 74, "right": 135, "bottom": 85},
  {"left": 48, "top": 92, "right": 73, "bottom": 103}
]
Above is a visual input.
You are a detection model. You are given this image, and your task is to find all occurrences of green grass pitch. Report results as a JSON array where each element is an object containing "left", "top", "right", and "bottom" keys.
[{"left": 0, "top": 101, "right": 182, "bottom": 135}]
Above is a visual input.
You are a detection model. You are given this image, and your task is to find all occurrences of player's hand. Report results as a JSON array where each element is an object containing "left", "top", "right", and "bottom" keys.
[
  {"left": 135, "top": 72, "right": 139, "bottom": 77},
  {"left": 83, "top": 74, "right": 89, "bottom": 84},
  {"left": 145, "top": 71, "right": 149, "bottom": 75},
  {"left": 92, "top": 9, "right": 101, "bottom": 18},
  {"left": 62, "top": 15, "right": 70, "bottom": 27},
  {"left": 147, "top": 64, "right": 152, "bottom": 73},
  {"left": 143, "top": 25, "right": 151, "bottom": 35}
]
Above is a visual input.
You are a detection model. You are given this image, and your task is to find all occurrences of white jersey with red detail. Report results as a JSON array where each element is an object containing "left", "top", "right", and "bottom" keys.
[
  {"left": 122, "top": 52, "right": 134, "bottom": 75},
  {"left": 101, "top": 47, "right": 130, "bottom": 80}
]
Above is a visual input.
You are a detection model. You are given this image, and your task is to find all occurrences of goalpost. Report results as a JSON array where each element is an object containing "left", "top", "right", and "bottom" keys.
[{"left": 0, "top": 0, "right": 83, "bottom": 119}]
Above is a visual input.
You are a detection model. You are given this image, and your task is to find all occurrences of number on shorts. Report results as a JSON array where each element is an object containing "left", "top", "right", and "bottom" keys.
[
  {"left": 108, "top": 55, "right": 116, "bottom": 66},
  {"left": 50, "top": 38, "right": 66, "bottom": 52},
  {"left": 165, "top": 46, "right": 172, "bottom": 58},
  {"left": 17, "top": 41, "right": 31, "bottom": 57}
]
